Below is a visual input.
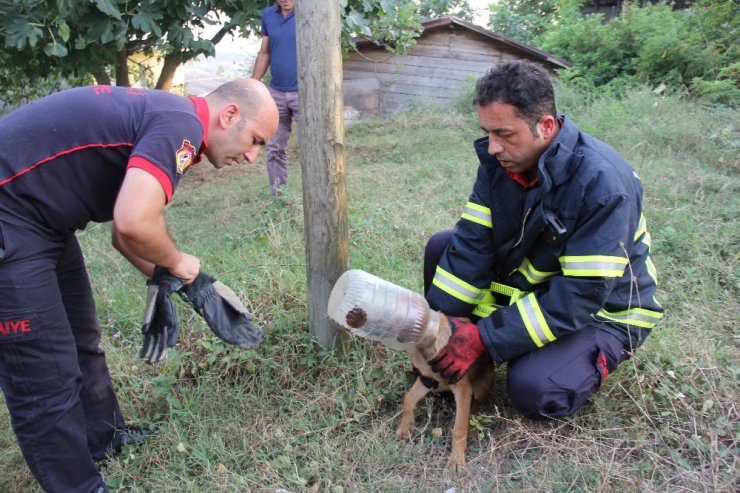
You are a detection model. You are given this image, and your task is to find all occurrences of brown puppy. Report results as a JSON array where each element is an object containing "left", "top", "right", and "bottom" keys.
[{"left": 395, "top": 315, "right": 495, "bottom": 470}]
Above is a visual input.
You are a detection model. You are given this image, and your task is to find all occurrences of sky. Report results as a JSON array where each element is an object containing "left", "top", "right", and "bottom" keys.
[{"left": 468, "top": 0, "right": 492, "bottom": 22}]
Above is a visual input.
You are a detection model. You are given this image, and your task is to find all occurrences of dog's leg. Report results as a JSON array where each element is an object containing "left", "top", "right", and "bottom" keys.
[
  {"left": 447, "top": 379, "right": 473, "bottom": 471},
  {"left": 396, "top": 377, "right": 431, "bottom": 440},
  {"left": 472, "top": 364, "right": 496, "bottom": 404}
]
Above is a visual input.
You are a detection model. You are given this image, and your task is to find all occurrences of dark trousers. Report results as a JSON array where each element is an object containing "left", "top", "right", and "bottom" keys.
[
  {"left": 424, "top": 230, "right": 630, "bottom": 420},
  {"left": 0, "top": 222, "right": 121, "bottom": 492}
]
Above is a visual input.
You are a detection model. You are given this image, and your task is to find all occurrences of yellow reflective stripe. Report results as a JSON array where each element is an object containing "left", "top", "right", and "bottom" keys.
[
  {"left": 634, "top": 214, "right": 647, "bottom": 242},
  {"left": 642, "top": 231, "right": 653, "bottom": 250},
  {"left": 515, "top": 294, "right": 555, "bottom": 348},
  {"left": 646, "top": 256, "right": 658, "bottom": 285},
  {"left": 461, "top": 202, "right": 492, "bottom": 228},
  {"left": 597, "top": 307, "right": 664, "bottom": 328},
  {"left": 516, "top": 258, "right": 558, "bottom": 285},
  {"left": 559, "top": 255, "right": 628, "bottom": 277},
  {"left": 432, "top": 266, "right": 484, "bottom": 305}
]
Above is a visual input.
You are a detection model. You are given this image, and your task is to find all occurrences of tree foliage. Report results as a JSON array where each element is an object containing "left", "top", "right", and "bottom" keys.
[
  {"left": 0, "top": 0, "right": 270, "bottom": 104},
  {"left": 341, "top": 0, "right": 422, "bottom": 54},
  {"left": 417, "top": 0, "right": 475, "bottom": 20},
  {"left": 485, "top": 0, "right": 738, "bottom": 105},
  {"left": 487, "top": 0, "right": 572, "bottom": 46},
  {"left": 0, "top": 0, "right": 463, "bottom": 105}
]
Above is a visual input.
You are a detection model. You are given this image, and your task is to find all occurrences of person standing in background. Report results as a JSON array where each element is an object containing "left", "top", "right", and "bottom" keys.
[{"left": 253, "top": 0, "right": 299, "bottom": 197}]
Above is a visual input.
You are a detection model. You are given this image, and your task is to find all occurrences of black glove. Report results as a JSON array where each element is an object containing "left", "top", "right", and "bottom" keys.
[
  {"left": 179, "top": 271, "right": 264, "bottom": 348},
  {"left": 140, "top": 267, "right": 184, "bottom": 364}
]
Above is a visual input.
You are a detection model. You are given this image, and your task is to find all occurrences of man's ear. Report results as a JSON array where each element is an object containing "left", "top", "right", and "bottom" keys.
[
  {"left": 538, "top": 115, "right": 558, "bottom": 141},
  {"left": 220, "top": 103, "right": 240, "bottom": 129}
]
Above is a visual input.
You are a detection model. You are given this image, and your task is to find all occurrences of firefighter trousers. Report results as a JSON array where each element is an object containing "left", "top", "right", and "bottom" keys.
[{"left": 0, "top": 221, "right": 122, "bottom": 492}]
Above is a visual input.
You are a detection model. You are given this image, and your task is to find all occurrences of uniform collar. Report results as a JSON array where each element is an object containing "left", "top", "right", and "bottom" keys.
[
  {"left": 189, "top": 96, "right": 209, "bottom": 163},
  {"left": 539, "top": 115, "right": 582, "bottom": 188}
]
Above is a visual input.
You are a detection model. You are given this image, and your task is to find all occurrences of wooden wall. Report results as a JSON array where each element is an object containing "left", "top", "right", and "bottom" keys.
[{"left": 343, "top": 28, "right": 551, "bottom": 117}]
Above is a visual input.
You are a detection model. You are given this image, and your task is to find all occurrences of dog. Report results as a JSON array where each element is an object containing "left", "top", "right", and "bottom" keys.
[{"left": 395, "top": 315, "right": 495, "bottom": 471}]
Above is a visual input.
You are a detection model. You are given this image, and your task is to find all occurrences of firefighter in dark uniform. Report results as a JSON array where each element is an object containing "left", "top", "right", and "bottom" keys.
[
  {"left": 0, "top": 79, "right": 278, "bottom": 492},
  {"left": 427, "top": 61, "right": 664, "bottom": 419}
]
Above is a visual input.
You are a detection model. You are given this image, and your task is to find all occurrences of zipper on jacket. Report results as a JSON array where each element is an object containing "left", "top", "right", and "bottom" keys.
[{"left": 511, "top": 207, "right": 533, "bottom": 249}]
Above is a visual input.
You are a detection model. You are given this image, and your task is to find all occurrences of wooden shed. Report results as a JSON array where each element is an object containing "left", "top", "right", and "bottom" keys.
[{"left": 342, "top": 16, "right": 570, "bottom": 120}]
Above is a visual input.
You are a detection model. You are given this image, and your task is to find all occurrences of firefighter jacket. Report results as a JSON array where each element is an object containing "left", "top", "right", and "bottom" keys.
[{"left": 426, "top": 116, "right": 663, "bottom": 362}]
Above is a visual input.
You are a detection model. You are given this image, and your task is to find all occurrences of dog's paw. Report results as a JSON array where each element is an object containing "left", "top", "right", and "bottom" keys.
[
  {"left": 445, "top": 452, "right": 466, "bottom": 472},
  {"left": 395, "top": 425, "right": 413, "bottom": 441}
]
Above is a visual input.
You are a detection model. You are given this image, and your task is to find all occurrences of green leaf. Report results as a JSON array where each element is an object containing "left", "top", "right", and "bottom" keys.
[
  {"left": 74, "top": 34, "right": 89, "bottom": 50},
  {"left": 43, "top": 42, "right": 68, "bottom": 57},
  {"left": 5, "top": 19, "right": 44, "bottom": 49},
  {"left": 347, "top": 10, "right": 369, "bottom": 29},
  {"left": 100, "top": 20, "right": 117, "bottom": 44},
  {"left": 132, "top": 12, "right": 162, "bottom": 37},
  {"left": 94, "top": 0, "right": 122, "bottom": 20},
  {"left": 58, "top": 22, "right": 71, "bottom": 43}
]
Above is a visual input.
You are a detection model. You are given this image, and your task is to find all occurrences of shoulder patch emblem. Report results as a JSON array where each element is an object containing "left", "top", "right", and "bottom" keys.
[{"left": 176, "top": 139, "right": 196, "bottom": 174}]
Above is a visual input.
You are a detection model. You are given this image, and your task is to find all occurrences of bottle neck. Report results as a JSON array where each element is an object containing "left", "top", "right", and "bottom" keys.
[{"left": 416, "top": 309, "right": 441, "bottom": 349}]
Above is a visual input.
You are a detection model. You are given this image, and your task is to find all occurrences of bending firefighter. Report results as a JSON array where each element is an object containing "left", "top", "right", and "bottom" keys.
[
  {"left": 0, "top": 80, "right": 277, "bottom": 492},
  {"left": 426, "top": 61, "right": 664, "bottom": 419}
]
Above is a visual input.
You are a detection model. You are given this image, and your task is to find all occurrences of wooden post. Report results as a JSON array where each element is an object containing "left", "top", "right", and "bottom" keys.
[{"left": 296, "top": 0, "right": 350, "bottom": 350}]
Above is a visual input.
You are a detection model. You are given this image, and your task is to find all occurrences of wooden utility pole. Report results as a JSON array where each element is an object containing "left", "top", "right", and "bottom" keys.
[{"left": 296, "top": 0, "right": 350, "bottom": 350}]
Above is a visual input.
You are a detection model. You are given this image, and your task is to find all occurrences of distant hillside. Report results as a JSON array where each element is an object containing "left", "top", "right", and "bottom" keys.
[{"left": 182, "top": 35, "right": 260, "bottom": 96}]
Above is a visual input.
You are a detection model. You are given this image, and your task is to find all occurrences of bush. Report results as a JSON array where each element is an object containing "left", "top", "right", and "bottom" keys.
[
  {"left": 692, "top": 63, "right": 740, "bottom": 107},
  {"left": 539, "top": 0, "right": 739, "bottom": 106}
]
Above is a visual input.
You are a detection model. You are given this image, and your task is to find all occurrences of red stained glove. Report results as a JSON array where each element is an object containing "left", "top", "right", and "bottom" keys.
[{"left": 429, "top": 316, "right": 486, "bottom": 384}]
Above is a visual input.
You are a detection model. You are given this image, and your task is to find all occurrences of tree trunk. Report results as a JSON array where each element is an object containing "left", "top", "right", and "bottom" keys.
[
  {"left": 296, "top": 0, "right": 350, "bottom": 351},
  {"left": 114, "top": 50, "right": 130, "bottom": 87},
  {"left": 156, "top": 52, "right": 184, "bottom": 91},
  {"left": 91, "top": 65, "right": 111, "bottom": 86}
]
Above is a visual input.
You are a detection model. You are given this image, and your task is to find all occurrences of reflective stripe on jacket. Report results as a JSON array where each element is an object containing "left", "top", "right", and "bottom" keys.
[{"left": 426, "top": 116, "right": 663, "bottom": 362}]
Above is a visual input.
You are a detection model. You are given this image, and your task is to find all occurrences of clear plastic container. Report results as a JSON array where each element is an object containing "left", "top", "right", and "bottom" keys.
[{"left": 327, "top": 269, "right": 440, "bottom": 350}]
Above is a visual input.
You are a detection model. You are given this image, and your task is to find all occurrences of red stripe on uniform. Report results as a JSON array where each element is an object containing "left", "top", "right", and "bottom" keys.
[
  {"left": 0, "top": 142, "right": 134, "bottom": 186},
  {"left": 127, "top": 156, "right": 174, "bottom": 202}
]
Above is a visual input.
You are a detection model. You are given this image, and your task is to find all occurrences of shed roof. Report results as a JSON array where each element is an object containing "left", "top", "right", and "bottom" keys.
[{"left": 354, "top": 16, "right": 571, "bottom": 71}]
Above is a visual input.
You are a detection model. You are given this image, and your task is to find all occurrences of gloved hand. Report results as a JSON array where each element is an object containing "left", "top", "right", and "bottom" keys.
[
  {"left": 429, "top": 316, "right": 486, "bottom": 384},
  {"left": 179, "top": 271, "right": 264, "bottom": 348},
  {"left": 140, "top": 267, "right": 184, "bottom": 364}
]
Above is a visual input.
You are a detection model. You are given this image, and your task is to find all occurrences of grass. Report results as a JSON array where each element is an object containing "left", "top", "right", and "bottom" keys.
[{"left": 0, "top": 87, "right": 738, "bottom": 492}]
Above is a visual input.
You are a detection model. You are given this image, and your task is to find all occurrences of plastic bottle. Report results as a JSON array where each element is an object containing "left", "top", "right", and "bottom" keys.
[{"left": 327, "top": 269, "right": 440, "bottom": 350}]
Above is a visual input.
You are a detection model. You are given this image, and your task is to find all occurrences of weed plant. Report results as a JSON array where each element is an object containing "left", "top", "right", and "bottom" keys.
[{"left": 0, "top": 87, "right": 737, "bottom": 492}]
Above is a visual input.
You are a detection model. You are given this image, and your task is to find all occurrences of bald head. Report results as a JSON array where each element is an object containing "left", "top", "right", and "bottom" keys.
[
  {"left": 206, "top": 78, "right": 276, "bottom": 124},
  {"left": 203, "top": 79, "right": 279, "bottom": 168}
]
